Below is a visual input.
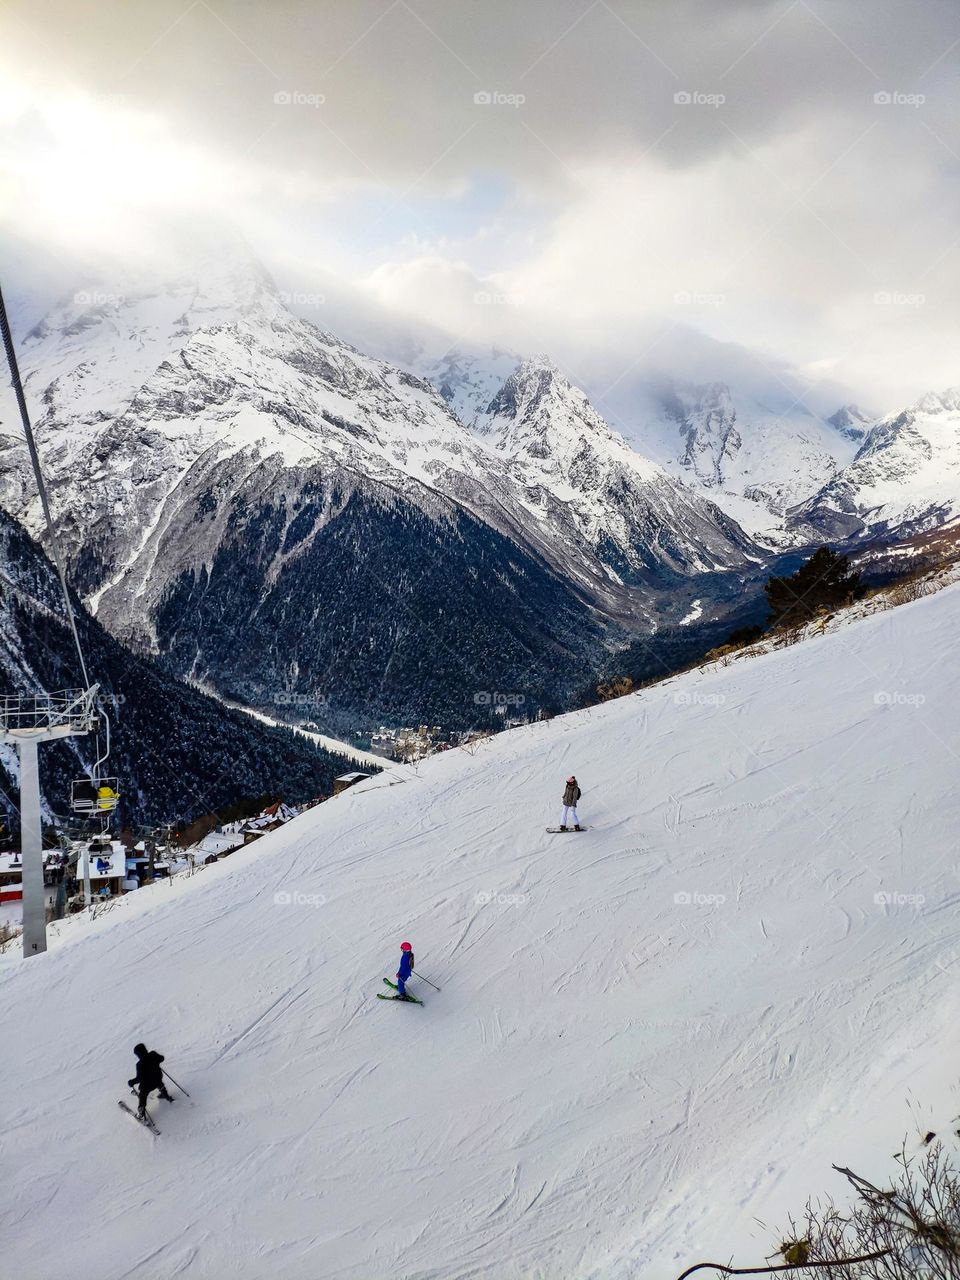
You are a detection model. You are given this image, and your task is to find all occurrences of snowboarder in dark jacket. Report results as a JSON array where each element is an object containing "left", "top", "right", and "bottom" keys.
[
  {"left": 128, "top": 1043, "right": 172, "bottom": 1118},
  {"left": 560, "top": 776, "right": 582, "bottom": 831},
  {"left": 397, "top": 942, "right": 415, "bottom": 999}
]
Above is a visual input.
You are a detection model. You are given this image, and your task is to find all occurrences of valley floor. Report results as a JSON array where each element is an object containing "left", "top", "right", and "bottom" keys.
[{"left": 3, "top": 584, "right": 960, "bottom": 1278}]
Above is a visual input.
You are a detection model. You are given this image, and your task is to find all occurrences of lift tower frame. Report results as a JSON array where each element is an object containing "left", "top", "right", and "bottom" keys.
[{"left": 0, "top": 687, "right": 99, "bottom": 957}]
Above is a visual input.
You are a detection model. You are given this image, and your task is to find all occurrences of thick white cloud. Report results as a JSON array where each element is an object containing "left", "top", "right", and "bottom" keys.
[{"left": 1, "top": 0, "right": 958, "bottom": 408}]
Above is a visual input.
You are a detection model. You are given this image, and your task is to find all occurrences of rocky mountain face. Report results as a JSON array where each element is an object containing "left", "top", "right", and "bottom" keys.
[
  {"left": 409, "top": 346, "right": 863, "bottom": 542},
  {"left": 657, "top": 381, "right": 854, "bottom": 505},
  {"left": 480, "top": 359, "right": 759, "bottom": 588},
  {"left": 792, "top": 388, "right": 960, "bottom": 541},
  {"left": 0, "top": 274, "right": 610, "bottom": 730},
  {"left": 421, "top": 345, "right": 521, "bottom": 429},
  {"left": 602, "top": 378, "right": 860, "bottom": 542},
  {"left": 0, "top": 257, "right": 775, "bottom": 733},
  {"left": 0, "top": 508, "right": 357, "bottom": 828},
  {"left": 827, "top": 403, "right": 873, "bottom": 442}
]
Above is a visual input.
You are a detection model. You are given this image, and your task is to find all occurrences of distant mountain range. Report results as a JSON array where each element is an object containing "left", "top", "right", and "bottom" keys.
[{"left": 1, "top": 245, "right": 956, "bottom": 736}]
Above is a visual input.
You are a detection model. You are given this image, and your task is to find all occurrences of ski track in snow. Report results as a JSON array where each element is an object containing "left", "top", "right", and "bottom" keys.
[{"left": 3, "top": 586, "right": 960, "bottom": 1278}]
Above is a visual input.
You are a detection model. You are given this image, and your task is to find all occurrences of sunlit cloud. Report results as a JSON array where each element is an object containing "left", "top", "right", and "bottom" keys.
[{"left": 1, "top": 0, "right": 959, "bottom": 409}]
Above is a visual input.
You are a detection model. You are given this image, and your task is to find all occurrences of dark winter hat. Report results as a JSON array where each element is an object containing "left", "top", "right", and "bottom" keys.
[{"left": 133, "top": 1043, "right": 146, "bottom": 1056}]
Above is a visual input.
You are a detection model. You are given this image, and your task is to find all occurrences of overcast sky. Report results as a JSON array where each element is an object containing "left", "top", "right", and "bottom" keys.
[{"left": 2, "top": 0, "right": 959, "bottom": 408}]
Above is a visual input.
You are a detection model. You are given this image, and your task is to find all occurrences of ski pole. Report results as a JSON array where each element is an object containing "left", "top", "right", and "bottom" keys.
[
  {"left": 414, "top": 972, "right": 441, "bottom": 992},
  {"left": 162, "top": 1068, "right": 190, "bottom": 1097}
]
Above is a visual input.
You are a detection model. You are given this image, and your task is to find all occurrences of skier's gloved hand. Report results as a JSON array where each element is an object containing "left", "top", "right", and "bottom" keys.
[{"left": 127, "top": 1078, "right": 136, "bottom": 1086}]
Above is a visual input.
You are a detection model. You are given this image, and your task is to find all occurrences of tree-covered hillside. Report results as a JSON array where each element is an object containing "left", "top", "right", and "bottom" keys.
[{"left": 0, "top": 508, "right": 361, "bottom": 830}]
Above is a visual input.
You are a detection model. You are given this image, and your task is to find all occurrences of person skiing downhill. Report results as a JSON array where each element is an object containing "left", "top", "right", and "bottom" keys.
[
  {"left": 396, "top": 942, "right": 415, "bottom": 1000},
  {"left": 128, "top": 1043, "right": 172, "bottom": 1119},
  {"left": 560, "top": 776, "right": 582, "bottom": 831}
]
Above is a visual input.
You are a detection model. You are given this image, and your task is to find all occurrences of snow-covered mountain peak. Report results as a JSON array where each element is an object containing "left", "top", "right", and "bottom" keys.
[
  {"left": 617, "top": 374, "right": 861, "bottom": 539},
  {"left": 424, "top": 344, "right": 522, "bottom": 427},
  {"left": 13, "top": 247, "right": 287, "bottom": 431},
  {"left": 407, "top": 343, "right": 869, "bottom": 543},
  {"left": 0, "top": 247, "right": 765, "bottom": 697},
  {"left": 486, "top": 354, "right": 577, "bottom": 422},
  {"left": 911, "top": 386, "right": 960, "bottom": 416},
  {"left": 665, "top": 379, "right": 735, "bottom": 416},
  {"left": 793, "top": 382, "right": 960, "bottom": 540},
  {"left": 827, "top": 403, "right": 874, "bottom": 440},
  {"left": 484, "top": 356, "right": 667, "bottom": 494},
  {"left": 476, "top": 357, "right": 755, "bottom": 584}
]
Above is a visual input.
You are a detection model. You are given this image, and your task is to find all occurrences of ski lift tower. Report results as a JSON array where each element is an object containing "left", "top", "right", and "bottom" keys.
[{"left": 0, "top": 686, "right": 99, "bottom": 957}]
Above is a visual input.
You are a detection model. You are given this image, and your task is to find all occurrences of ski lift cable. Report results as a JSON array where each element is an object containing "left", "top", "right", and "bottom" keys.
[{"left": 0, "top": 280, "right": 91, "bottom": 690}]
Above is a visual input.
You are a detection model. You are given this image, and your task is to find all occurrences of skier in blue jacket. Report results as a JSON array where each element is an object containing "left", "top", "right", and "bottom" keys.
[{"left": 397, "top": 941, "right": 415, "bottom": 999}]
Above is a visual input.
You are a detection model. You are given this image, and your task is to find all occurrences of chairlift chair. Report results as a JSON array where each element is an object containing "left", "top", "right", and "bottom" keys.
[
  {"left": 71, "top": 776, "right": 120, "bottom": 814},
  {"left": 70, "top": 699, "right": 120, "bottom": 815}
]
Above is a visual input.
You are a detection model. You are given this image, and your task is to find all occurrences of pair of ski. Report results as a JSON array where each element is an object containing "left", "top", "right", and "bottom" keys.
[
  {"left": 377, "top": 978, "right": 423, "bottom": 1005},
  {"left": 118, "top": 1089, "right": 173, "bottom": 1135},
  {"left": 118, "top": 1099, "right": 161, "bottom": 1135}
]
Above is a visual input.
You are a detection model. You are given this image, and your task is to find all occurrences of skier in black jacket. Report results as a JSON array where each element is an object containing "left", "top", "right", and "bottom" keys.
[{"left": 128, "top": 1043, "right": 173, "bottom": 1118}]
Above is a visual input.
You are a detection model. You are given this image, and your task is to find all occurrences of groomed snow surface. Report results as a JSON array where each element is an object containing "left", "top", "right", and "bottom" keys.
[{"left": 4, "top": 585, "right": 960, "bottom": 1279}]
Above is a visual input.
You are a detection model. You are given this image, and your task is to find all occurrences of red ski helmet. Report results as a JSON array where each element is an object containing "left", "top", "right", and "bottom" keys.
[{"left": 400, "top": 941, "right": 412, "bottom": 952}]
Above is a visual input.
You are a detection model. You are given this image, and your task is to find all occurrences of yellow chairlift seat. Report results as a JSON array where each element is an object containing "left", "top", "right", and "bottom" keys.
[
  {"left": 96, "top": 784, "right": 120, "bottom": 812},
  {"left": 71, "top": 778, "right": 120, "bottom": 814}
]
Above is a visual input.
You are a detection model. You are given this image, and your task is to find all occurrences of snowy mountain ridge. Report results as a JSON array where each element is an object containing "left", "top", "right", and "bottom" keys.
[
  {"left": 794, "top": 385, "right": 960, "bottom": 541},
  {"left": 649, "top": 377, "right": 859, "bottom": 522},
  {"left": 4, "top": 272, "right": 756, "bottom": 609},
  {"left": 0, "top": 255, "right": 768, "bottom": 731},
  {"left": 480, "top": 357, "right": 757, "bottom": 580},
  {"left": 5, "top": 247, "right": 960, "bottom": 732},
  {"left": 408, "top": 345, "right": 867, "bottom": 541}
]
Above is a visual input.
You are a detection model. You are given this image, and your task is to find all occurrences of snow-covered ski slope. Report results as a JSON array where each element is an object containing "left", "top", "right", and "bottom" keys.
[{"left": 5, "top": 585, "right": 960, "bottom": 1280}]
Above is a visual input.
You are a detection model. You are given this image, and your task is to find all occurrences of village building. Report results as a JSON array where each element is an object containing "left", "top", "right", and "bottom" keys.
[
  {"left": 196, "top": 830, "right": 247, "bottom": 859},
  {"left": 0, "top": 849, "right": 24, "bottom": 905},
  {"left": 333, "top": 772, "right": 372, "bottom": 796}
]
